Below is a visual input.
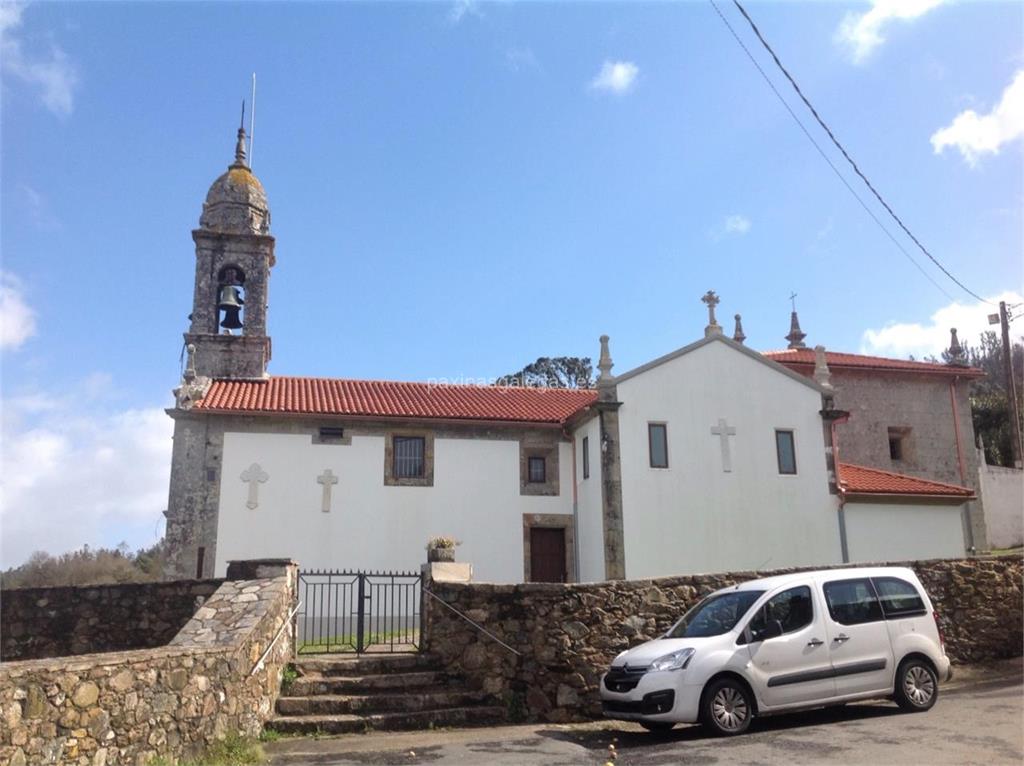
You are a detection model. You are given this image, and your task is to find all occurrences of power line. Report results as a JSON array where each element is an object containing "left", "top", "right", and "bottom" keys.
[
  {"left": 707, "top": 0, "right": 956, "bottom": 302},
  {"left": 728, "top": 0, "right": 992, "bottom": 306}
]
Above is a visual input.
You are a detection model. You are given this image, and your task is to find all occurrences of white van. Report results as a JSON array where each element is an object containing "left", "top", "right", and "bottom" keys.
[{"left": 600, "top": 567, "right": 951, "bottom": 735}]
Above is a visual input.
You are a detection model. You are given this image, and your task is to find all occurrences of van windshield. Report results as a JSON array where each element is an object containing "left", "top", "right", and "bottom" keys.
[{"left": 665, "top": 591, "right": 765, "bottom": 638}]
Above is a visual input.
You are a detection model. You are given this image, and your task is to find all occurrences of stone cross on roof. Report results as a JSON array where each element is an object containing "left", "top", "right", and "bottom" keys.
[{"left": 702, "top": 290, "right": 723, "bottom": 338}]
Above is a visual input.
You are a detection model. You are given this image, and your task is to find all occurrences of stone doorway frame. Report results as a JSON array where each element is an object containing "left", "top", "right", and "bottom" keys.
[{"left": 522, "top": 514, "right": 576, "bottom": 583}]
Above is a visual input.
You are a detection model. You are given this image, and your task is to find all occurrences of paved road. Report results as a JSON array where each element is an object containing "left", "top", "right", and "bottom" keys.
[{"left": 266, "top": 678, "right": 1023, "bottom": 765}]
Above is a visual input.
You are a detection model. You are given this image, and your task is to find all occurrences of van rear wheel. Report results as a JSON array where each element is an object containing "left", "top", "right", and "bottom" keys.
[
  {"left": 894, "top": 658, "right": 938, "bottom": 712},
  {"left": 701, "top": 678, "right": 754, "bottom": 736}
]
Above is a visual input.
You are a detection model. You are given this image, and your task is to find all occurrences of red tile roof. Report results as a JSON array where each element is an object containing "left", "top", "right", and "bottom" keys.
[
  {"left": 838, "top": 462, "right": 974, "bottom": 498},
  {"left": 764, "top": 349, "right": 984, "bottom": 378},
  {"left": 195, "top": 376, "right": 598, "bottom": 425}
]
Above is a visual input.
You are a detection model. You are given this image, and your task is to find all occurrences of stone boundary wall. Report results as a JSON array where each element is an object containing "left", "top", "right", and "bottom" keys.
[
  {"left": 1, "top": 580, "right": 224, "bottom": 662},
  {"left": 423, "top": 555, "right": 1023, "bottom": 723},
  {"left": 0, "top": 560, "right": 297, "bottom": 766}
]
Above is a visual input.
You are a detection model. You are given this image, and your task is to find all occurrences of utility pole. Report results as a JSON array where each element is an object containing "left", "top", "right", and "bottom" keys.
[{"left": 992, "top": 301, "right": 1023, "bottom": 468}]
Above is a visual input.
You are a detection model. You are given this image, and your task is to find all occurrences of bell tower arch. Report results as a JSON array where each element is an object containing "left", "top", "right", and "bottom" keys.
[{"left": 185, "top": 122, "right": 274, "bottom": 380}]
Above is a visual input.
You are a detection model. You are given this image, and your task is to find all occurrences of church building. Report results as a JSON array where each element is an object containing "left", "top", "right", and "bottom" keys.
[{"left": 163, "top": 130, "right": 980, "bottom": 583}]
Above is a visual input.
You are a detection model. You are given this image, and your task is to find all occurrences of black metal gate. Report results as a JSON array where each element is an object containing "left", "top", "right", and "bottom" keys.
[{"left": 295, "top": 570, "right": 422, "bottom": 654}]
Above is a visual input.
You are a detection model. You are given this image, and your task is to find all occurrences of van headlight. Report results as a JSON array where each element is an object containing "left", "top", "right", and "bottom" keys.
[{"left": 650, "top": 648, "right": 695, "bottom": 672}]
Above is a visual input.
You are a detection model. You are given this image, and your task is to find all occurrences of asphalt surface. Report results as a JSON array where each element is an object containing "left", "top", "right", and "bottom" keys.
[{"left": 265, "top": 674, "right": 1024, "bottom": 766}]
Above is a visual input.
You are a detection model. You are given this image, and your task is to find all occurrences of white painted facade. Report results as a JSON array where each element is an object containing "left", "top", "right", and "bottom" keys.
[
  {"left": 844, "top": 501, "right": 967, "bottom": 562},
  {"left": 573, "top": 416, "right": 605, "bottom": 582},
  {"left": 978, "top": 456, "right": 1024, "bottom": 549},
  {"left": 613, "top": 338, "right": 843, "bottom": 578},
  {"left": 215, "top": 431, "right": 573, "bottom": 582}
]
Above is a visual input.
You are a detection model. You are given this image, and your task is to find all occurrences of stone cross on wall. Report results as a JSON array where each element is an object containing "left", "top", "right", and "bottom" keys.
[
  {"left": 240, "top": 463, "right": 269, "bottom": 509},
  {"left": 317, "top": 469, "right": 338, "bottom": 513},
  {"left": 710, "top": 418, "right": 737, "bottom": 473}
]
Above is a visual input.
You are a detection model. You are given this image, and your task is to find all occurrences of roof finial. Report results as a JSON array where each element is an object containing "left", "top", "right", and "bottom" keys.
[
  {"left": 947, "top": 327, "right": 967, "bottom": 366},
  {"left": 813, "top": 344, "right": 833, "bottom": 389},
  {"left": 733, "top": 314, "right": 746, "bottom": 345},
  {"left": 597, "top": 334, "right": 616, "bottom": 400},
  {"left": 785, "top": 293, "right": 807, "bottom": 349},
  {"left": 702, "top": 290, "right": 723, "bottom": 338},
  {"left": 233, "top": 100, "right": 248, "bottom": 167}
]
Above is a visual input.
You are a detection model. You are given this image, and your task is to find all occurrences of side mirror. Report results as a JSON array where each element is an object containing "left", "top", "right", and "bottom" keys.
[{"left": 752, "top": 620, "right": 784, "bottom": 642}]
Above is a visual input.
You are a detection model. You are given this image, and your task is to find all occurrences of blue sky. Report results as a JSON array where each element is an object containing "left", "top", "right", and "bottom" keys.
[{"left": 1, "top": 0, "right": 1021, "bottom": 566}]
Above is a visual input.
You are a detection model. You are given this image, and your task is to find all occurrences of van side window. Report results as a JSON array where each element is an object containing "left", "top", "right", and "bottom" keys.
[
  {"left": 872, "top": 577, "right": 926, "bottom": 618},
  {"left": 741, "top": 586, "right": 813, "bottom": 643},
  {"left": 823, "top": 578, "right": 884, "bottom": 626}
]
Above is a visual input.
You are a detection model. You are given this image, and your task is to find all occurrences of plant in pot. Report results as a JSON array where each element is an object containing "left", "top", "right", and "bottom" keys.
[{"left": 426, "top": 535, "right": 461, "bottom": 563}]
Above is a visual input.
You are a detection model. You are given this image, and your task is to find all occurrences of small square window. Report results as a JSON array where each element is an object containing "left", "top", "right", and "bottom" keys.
[
  {"left": 393, "top": 436, "right": 425, "bottom": 478},
  {"left": 649, "top": 423, "right": 668, "bottom": 468},
  {"left": 776, "top": 430, "right": 797, "bottom": 475},
  {"left": 528, "top": 456, "right": 547, "bottom": 483},
  {"left": 582, "top": 436, "right": 590, "bottom": 480}
]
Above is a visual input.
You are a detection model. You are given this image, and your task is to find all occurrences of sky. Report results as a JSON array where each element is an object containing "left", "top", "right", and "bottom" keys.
[{"left": 1, "top": 0, "right": 1021, "bottom": 568}]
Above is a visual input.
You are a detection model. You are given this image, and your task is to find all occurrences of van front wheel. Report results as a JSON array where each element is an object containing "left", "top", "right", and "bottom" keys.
[
  {"left": 894, "top": 659, "right": 938, "bottom": 712},
  {"left": 701, "top": 678, "right": 754, "bottom": 736}
]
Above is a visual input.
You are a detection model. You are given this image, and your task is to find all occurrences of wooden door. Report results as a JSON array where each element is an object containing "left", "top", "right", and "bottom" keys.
[{"left": 530, "top": 527, "right": 567, "bottom": 583}]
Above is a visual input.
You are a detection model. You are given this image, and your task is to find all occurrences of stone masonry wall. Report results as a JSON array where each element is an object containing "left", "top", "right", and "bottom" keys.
[
  {"left": 1, "top": 580, "right": 224, "bottom": 662},
  {"left": 0, "top": 560, "right": 297, "bottom": 766},
  {"left": 424, "top": 555, "right": 1022, "bottom": 723}
]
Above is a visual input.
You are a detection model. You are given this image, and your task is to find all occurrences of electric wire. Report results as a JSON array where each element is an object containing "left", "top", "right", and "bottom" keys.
[
  {"left": 707, "top": 0, "right": 956, "bottom": 302},
  {"left": 728, "top": 0, "right": 992, "bottom": 306}
]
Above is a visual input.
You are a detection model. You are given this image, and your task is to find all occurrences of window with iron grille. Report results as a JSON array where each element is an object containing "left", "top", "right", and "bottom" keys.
[
  {"left": 393, "top": 436, "right": 425, "bottom": 478},
  {"left": 528, "top": 456, "right": 546, "bottom": 483}
]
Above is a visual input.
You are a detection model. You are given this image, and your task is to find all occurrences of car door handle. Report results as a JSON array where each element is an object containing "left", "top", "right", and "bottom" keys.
[
  {"left": 833, "top": 634, "right": 850, "bottom": 643},
  {"left": 807, "top": 638, "right": 824, "bottom": 647}
]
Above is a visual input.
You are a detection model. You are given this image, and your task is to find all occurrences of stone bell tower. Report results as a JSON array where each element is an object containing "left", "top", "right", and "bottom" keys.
[{"left": 185, "top": 122, "right": 274, "bottom": 380}]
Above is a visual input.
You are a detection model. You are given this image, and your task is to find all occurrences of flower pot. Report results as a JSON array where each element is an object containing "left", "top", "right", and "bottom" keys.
[{"left": 428, "top": 546, "right": 456, "bottom": 563}]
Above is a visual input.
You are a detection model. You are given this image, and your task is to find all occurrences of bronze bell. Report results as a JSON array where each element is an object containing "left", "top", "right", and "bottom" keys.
[{"left": 218, "top": 285, "right": 244, "bottom": 329}]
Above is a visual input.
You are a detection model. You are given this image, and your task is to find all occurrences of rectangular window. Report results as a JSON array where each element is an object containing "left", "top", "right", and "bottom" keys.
[
  {"left": 195, "top": 547, "right": 205, "bottom": 579},
  {"left": 528, "top": 456, "right": 547, "bottom": 483},
  {"left": 648, "top": 423, "right": 668, "bottom": 468},
  {"left": 888, "top": 427, "right": 908, "bottom": 461},
  {"left": 582, "top": 436, "right": 590, "bottom": 479},
  {"left": 823, "top": 578, "right": 884, "bottom": 626},
  {"left": 393, "top": 436, "right": 425, "bottom": 478},
  {"left": 872, "top": 577, "right": 926, "bottom": 618},
  {"left": 319, "top": 426, "right": 345, "bottom": 441},
  {"left": 775, "top": 430, "right": 797, "bottom": 475}
]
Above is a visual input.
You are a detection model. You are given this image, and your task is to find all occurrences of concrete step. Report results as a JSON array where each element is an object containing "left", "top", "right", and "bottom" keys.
[
  {"left": 294, "top": 653, "right": 434, "bottom": 677},
  {"left": 287, "top": 670, "right": 448, "bottom": 697},
  {"left": 267, "top": 705, "right": 508, "bottom": 735},
  {"left": 276, "top": 689, "right": 490, "bottom": 716}
]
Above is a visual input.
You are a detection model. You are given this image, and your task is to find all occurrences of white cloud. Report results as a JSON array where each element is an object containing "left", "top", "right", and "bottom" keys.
[
  {"left": 506, "top": 47, "right": 540, "bottom": 73},
  {"left": 448, "top": 0, "right": 481, "bottom": 24},
  {"left": 0, "top": 271, "right": 37, "bottom": 350},
  {"left": 860, "top": 291, "right": 1023, "bottom": 359},
  {"left": 930, "top": 70, "right": 1024, "bottom": 166},
  {"left": 0, "top": 1, "right": 78, "bottom": 117},
  {"left": 836, "top": 0, "right": 946, "bottom": 64},
  {"left": 724, "top": 214, "right": 751, "bottom": 235},
  {"left": 0, "top": 381, "right": 172, "bottom": 568},
  {"left": 589, "top": 60, "right": 639, "bottom": 95}
]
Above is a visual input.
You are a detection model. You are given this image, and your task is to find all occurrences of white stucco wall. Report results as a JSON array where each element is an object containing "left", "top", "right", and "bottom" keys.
[
  {"left": 574, "top": 416, "right": 605, "bottom": 582},
  {"left": 215, "top": 431, "right": 573, "bottom": 582},
  {"left": 615, "top": 339, "right": 843, "bottom": 578},
  {"left": 844, "top": 501, "right": 967, "bottom": 562},
  {"left": 978, "top": 461, "right": 1024, "bottom": 549}
]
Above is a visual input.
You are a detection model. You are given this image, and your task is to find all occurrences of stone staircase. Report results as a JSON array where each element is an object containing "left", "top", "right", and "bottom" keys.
[{"left": 268, "top": 653, "right": 506, "bottom": 735}]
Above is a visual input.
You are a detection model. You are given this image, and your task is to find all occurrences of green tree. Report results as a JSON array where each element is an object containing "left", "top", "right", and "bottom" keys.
[
  {"left": 944, "top": 331, "right": 1024, "bottom": 467},
  {"left": 496, "top": 356, "right": 594, "bottom": 389},
  {"left": 1, "top": 540, "right": 168, "bottom": 589}
]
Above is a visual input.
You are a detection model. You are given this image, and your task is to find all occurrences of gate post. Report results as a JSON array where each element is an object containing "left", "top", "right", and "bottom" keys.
[{"left": 356, "top": 574, "right": 366, "bottom": 653}]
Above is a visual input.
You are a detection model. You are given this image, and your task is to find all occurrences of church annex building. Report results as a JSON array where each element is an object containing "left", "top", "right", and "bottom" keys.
[{"left": 164, "top": 129, "right": 985, "bottom": 584}]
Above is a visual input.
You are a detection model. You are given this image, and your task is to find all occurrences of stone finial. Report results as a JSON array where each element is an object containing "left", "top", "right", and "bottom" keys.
[
  {"left": 813, "top": 344, "right": 833, "bottom": 389},
  {"left": 786, "top": 310, "right": 807, "bottom": 349},
  {"left": 233, "top": 125, "right": 248, "bottom": 168},
  {"left": 733, "top": 314, "right": 746, "bottom": 345},
  {"left": 184, "top": 343, "right": 197, "bottom": 382},
  {"left": 597, "top": 335, "right": 614, "bottom": 384},
  {"left": 947, "top": 327, "right": 967, "bottom": 366},
  {"left": 702, "top": 290, "right": 723, "bottom": 337}
]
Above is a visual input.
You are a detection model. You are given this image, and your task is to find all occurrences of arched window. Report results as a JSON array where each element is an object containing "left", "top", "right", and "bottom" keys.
[{"left": 217, "top": 265, "right": 246, "bottom": 333}]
